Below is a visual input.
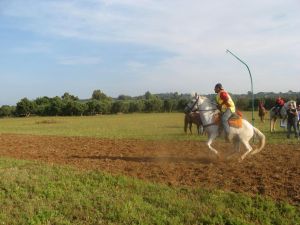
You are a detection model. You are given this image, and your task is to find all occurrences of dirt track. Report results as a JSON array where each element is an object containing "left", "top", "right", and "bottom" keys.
[{"left": 0, "top": 134, "right": 299, "bottom": 205}]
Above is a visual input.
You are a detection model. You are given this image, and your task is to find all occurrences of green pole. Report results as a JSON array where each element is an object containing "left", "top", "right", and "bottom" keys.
[{"left": 226, "top": 49, "right": 254, "bottom": 126}]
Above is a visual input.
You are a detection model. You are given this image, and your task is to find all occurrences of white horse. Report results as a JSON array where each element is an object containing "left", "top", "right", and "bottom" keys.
[
  {"left": 186, "top": 96, "right": 265, "bottom": 161},
  {"left": 269, "top": 100, "right": 297, "bottom": 132}
]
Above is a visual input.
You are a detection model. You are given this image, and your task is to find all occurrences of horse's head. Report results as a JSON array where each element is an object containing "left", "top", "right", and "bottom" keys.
[
  {"left": 184, "top": 96, "right": 216, "bottom": 113},
  {"left": 184, "top": 98, "right": 199, "bottom": 113}
]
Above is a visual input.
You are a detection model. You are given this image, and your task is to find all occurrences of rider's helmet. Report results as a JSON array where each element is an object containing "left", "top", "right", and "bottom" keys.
[{"left": 214, "top": 83, "right": 223, "bottom": 89}]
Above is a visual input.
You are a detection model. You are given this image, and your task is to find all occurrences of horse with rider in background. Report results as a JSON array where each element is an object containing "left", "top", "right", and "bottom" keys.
[
  {"left": 269, "top": 98, "right": 297, "bottom": 132},
  {"left": 258, "top": 100, "right": 267, "bottom": 123}
]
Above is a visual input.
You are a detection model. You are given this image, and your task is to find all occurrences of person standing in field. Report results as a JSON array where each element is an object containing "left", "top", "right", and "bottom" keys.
[
  {"left": 214, "top": 83, "right": 235, "bottom": 141},
  {"left": 297, "top": 105, "right": 300, "bottom": 131},
  {"left": 286, "top": 103, "right": 299, "bottom": 139}
]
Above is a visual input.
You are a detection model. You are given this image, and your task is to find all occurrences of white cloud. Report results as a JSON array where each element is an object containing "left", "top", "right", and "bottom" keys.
[
  {"left": 1, "top": 0, "right": 300, "bottom": 103},
  {"left": 3, "top": 0, "right": 299, "bottom": 57}
]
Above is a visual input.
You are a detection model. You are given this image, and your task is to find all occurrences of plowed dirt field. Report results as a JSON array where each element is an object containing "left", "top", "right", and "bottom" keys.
[{"left": 0, "top": 134, "right": 299, "bottom": 205}]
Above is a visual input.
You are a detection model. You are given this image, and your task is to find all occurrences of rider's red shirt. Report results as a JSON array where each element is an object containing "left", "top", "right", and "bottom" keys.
[
  {"left": 276, "top": 98, "right": 285, "bottom": 106},
  {"left": 219, "top": 90, "right": 229, "bottom": 102}
]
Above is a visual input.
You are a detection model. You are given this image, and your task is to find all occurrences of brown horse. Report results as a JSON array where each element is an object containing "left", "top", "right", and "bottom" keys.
[
  {"left": 184, "top": 112, "right": 203, "bottom": 135},
  {"left": 258, "top": 103, "right": 267, "bottom": 123}
]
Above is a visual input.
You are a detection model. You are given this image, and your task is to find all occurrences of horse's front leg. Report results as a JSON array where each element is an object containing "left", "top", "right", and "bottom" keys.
[
  {"left": 270, "top": 119, "right": 275, "bottom": 132},
  {"left": 199, "top": 125, "right": 204, "bottom": 135},
  {"left": 206, "top": 133, "right": 219, "bottom": 156}
]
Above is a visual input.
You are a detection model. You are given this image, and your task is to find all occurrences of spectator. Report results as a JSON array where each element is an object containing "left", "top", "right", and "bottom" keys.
[
  {"left": 286, "top": 103, "right": 299, "bottom": 139},
  {"left": 297, "top": 105, "right": 300, "bottom": 131}
]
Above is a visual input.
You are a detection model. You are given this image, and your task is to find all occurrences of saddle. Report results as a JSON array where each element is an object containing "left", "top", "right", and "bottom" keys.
[{"left": 213, "top": 111, "right": 243, "bottom": 128}]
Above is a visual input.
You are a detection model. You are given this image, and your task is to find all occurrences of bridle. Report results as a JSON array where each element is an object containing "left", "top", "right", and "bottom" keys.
[
  {"left": 192, "top": 99, "right": 219, "bottom": 128},
  {"left": 185, "top": 96, "right": 199, "bottom": 113},
  {"left": 185, "top": 97, "right": 219, "bottom": 115}
]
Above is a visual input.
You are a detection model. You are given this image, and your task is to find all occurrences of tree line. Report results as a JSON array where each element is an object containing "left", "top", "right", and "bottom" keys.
[{"left": 0, "top": 90, "right": 299, "bottom": 117}]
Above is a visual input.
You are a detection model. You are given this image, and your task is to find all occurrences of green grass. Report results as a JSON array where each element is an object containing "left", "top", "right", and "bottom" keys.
[
  {"left": 0, "top": 112, "right": 298, "bottom": 143},
  {"left": 0, "top": 158, "right": 299, "bottom": 225},
  {"left": 0, "top": 113, "right": 299, "bottom": 224},
  {"left": 0, "top": 113, "right": 198, "bottom": 140}
]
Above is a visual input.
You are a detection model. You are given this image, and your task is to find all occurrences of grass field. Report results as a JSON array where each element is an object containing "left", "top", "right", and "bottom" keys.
[
  {"left": 0, "top": 158, "right": 299, "bottom": 225},
  {"left": 0, "top": 112, "right": 299, "bottom": 224},
  {"left": 0, "top": 112, "right": 297, "bottom": 143}
]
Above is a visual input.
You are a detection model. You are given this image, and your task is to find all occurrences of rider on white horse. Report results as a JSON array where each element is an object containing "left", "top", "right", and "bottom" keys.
[
  {"left": 186, "top": 95, "right": 265, "bottom": 161},
  {"left": 214, "top": 83, "right": 236, "bottom": 141}
]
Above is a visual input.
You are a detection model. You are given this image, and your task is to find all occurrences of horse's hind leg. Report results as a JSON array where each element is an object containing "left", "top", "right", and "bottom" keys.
[
  {"left": 239, "top": 140, "right": 253, "bottom": 161},
  {"left": 184, "top": 118, "right": 188, "bottom": 134},
  {"left": 189, "top": 122, "right": 193, "bottom": 134},
  {"left": 270, "top": 119, "right": 273, "bottom": 132},
  {"left": 270, "top": 119, "right": 274, "bottom": 132},
  {"left": 226, "top": 137, "right": 240, "bottom": 160},
  {"left": 270, "top": 118, "right": 277, "bottom": 132},
  {"left": 196, "top": 125, "right": 200, "bottom": 135}
]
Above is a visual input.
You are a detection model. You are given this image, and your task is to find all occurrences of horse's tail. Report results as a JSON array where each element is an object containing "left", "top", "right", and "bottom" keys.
[{"left": 251, "top": 127, "right": 266, "bottom": 155}]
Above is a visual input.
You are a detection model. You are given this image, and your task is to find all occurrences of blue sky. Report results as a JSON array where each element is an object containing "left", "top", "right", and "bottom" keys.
[{"left": 0, "top": 0, "right": 299, "bottom": 105}]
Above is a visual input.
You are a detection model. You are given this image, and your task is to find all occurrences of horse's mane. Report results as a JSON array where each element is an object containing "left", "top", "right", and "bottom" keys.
[
  {"left": 198, "top": 96, "right": 209, "bottom": 102},
  {"left": 198, "top": 96, "right": 217, "bottom": 109}
]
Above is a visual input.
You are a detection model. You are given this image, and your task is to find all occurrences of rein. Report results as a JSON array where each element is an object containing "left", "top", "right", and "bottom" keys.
[
  {"left": 186, "top": 97, "right": 219, "bottom": 128},
  {"left": 200, "top": 109, "right": 219, "bottom": 128},
  {"left": 195, "top": 98, "right": 218, "bottom": 112},
  {"left": 186, "top": 97, "right": 199, "bottom": 112},
  {"left": 197, "top": 109, "right": 218, "bottom": 112},
  {"left": 202, "top": 122, "right": 217, "bottom": 128},
  {"left": 197, "top": 100, "right": 218, "bottom": 112},
  {"left": 197, "top": 101, "right": 219, "bottom": 128}
]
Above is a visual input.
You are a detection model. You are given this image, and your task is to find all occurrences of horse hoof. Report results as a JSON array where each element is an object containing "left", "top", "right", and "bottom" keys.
[
  {"left": 226, "top": 154, "right": 235, "bottom": 161},
  {"left": 238, "top": 157, "right": 244, "bottom": 163}
]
